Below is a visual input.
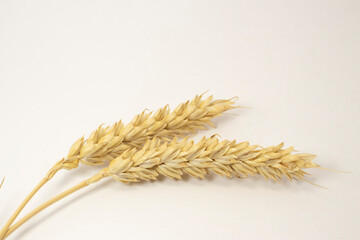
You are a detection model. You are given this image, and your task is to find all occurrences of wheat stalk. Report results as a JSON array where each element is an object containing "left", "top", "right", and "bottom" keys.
[
  {"left": 4, "top": 136, "right": 319, "bottom": 238},
  {"left": 0, "top": 94, "right": 237, "bottom": 239}
]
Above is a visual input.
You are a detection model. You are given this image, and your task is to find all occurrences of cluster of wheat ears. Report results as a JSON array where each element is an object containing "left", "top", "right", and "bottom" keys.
[{"left": 0, "top": 94, "right": 323, "bottom": 239}]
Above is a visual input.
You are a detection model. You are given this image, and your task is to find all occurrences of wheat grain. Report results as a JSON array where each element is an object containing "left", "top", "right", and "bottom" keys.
[{"left": 107, "top": 136, "right": 318, "bottom": 183}]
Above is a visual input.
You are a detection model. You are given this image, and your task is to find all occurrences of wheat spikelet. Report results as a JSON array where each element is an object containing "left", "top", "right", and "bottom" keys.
[
  {"left": 61, "top": 94, "right": 237, "bottom": 170},
  {"left": 107, "top": 136, "right": 318, "bottom": 183}
]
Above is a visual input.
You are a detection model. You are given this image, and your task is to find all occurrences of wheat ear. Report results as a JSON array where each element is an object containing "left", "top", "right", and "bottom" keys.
[
  {"left": 4, "top": 137, "right": 318, "bottom": 238},
  {"left": 64, "top": 94, "right": 237, "bottom": 167},
  {"left": 0, "top": 94, "right": 236, "bottom": 239},
  {"left": 107, "top": 136, "right": 318, "bottom": 183}
]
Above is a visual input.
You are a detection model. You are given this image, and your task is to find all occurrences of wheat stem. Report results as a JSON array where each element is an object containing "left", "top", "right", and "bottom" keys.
[
  {"left": 0, "top": 177, "right": 48, "bottom": 239},
  {"left": 0, "top": 177, "right": 4, "bottom": 189},
  {"left": 3, "top": 169, "right": 108, "bottom": 239},
  {"left": 0, "top": 159, "right": 66, "bottom": 240},
  {"left": 4, "top": 180, "right": 87, "bottom": 239}
]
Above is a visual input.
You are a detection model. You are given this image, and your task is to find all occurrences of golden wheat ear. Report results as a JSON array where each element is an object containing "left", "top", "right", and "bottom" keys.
[
  {"left": 64, "top": 93, "right": 238, "bottom": 167},
  {"left": 106, "top": 136, "right": 320, "bottom": 183}
]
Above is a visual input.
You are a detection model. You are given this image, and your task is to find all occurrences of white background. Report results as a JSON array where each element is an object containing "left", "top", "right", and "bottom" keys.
[{"left": 0, "top": 1, "right": 359, "bottom": 239}]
